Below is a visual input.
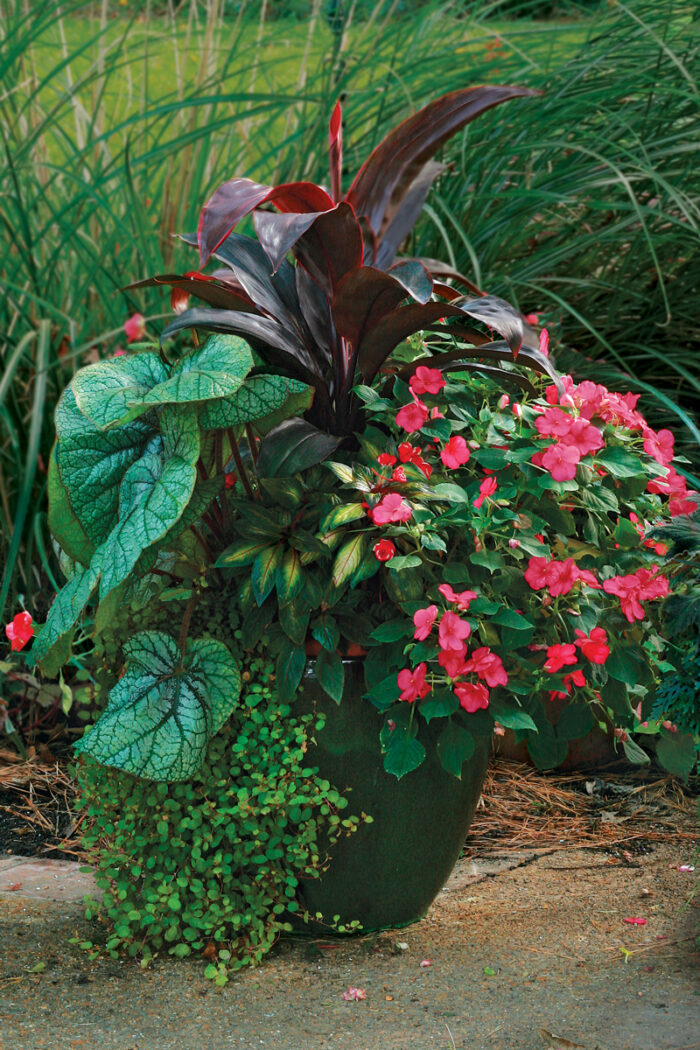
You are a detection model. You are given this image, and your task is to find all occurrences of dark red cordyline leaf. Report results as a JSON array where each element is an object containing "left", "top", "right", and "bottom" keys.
[
  {"left": 253, "top": 210, "right": 327, "bottom": 274},
  {"left": 198, "top": 178, "right": 334, "bottom": 265},
  {"left": 357, "top": 295, "right": 524, "bottom": 381},
  {"left": 329, "top": 99, "right": 343, "bottom": 204},
  {"left": 431, "top": 280, "right": 463, "bottom": 302},
  {"left": 295, "top": 266, "right": 335, "bottom": 363},
  {"left": 374, "top": 161, "right": 447, "bottom": 269},
  {"left": 331, "top": 267, "right": 407, "bottom": 349},
  {"left": 346, "top": 86, "right": 539, "bottom": 243},
  {"left": 293, "top": 203, "right": 363, "bottom": 297},
  {"left": 160, "top": 307, "right": 323, "bottom": 383},
  {"left": 386, "top": 259, "right": 433, "bottom": 303},
  {"left": 408, "top": 333, "right": 561, "bottom": 388},
  {"left": 416, "top": 257, "right": 484, "bottom": 296},
  {"left": 127, "top": 274, "right": 256, "bottom": 312}
]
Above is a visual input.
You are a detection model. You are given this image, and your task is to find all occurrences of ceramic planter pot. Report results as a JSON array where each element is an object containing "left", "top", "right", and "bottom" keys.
[{"left": 295, "top": 660, "right": 490, "bottom": 932}]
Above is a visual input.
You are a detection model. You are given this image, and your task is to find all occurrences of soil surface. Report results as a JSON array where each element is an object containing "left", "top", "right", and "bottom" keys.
[{"left": 1, "top": 842, "right": 697, "bottom": 1050}]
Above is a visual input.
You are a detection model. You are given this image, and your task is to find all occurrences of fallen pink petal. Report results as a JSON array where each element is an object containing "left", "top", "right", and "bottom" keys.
[
  {"left": 341, "top": 987, "right": 366, "bottom": 1001},
  {"left": 420, "top": 959, "right": 432, "bottom": 967},
  {"left": 623, "top": 917, "right": 647, "bottom": 926}
]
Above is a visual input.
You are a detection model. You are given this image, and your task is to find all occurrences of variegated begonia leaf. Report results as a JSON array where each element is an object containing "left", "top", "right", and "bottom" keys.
[{"left": 75, "top": 630, "right": 241, "bottom": 781}]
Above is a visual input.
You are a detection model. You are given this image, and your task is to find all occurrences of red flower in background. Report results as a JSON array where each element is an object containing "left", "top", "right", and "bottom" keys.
[
  {"left": 473, "top": 476, "right": 498, "bottom": 509},
  {"left": 543, "top": 643, "right": 578, "bottom": 673},
  {"left": 5, "top": 612, "right": 33, "bottom": 652},
  {"left": 123, "top": 313, "right": 146, "bottom": 342},
  {"left": 441, "top": 435, "right": 471, "bottom": 469}
]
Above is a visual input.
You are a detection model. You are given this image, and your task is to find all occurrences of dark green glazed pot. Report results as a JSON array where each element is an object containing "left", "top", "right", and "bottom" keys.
[{"left": 296, "top": 660, "right": 491, "bottom": 932}]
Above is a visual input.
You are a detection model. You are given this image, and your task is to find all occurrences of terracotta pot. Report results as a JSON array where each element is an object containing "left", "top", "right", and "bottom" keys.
[
  {"left": 294, "top": 660, "right": 490, "bottom": 932},
  {"left": 494, "top": 696, "right": 623, "bottom": 771}
]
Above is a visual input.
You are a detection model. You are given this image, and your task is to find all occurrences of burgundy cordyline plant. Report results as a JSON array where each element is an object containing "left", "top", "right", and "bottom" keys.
[{"left": 134, "top": 86, "right": 556, "bottom": 450}]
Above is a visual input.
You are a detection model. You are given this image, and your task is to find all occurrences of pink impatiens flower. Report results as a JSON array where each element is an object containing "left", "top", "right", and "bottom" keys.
[
  {"left": 560, "top": 418, "right": 604, "bottom": 456},
  {"left": 377, "top": 453, "right": 397, "bottom": 467},
  {"left": 543, "top": 643, "right": 578, "bottom": 673},
  {"left": 539, "top": 328, "right": 550, "bottom": 357},
  {"left": 440, "top": 436, "right": 471, "bottom": 469},
  {"left": 473, "top": 476, "right": 498, "bottom": 509},
  {"left": 396, "top": 398, "right": 429, "bottom": 433},
  {"left": 397, "top": 663, "right": 430, "bottom": 703},
  {"left": 124, "top": 313, "right": 146, "bottom": 342},
  {"left": 409, "top": 365, "right": 445, "bottom": 396},
  {"left": 438, "top": 611, "right": 472, "bottom": 651},
  {"left": 463, "top": 647, "right": 508, "bottom": 687},
  {"left": 373, "top": 493, "right": 412, "bottom": 524},
  {"left": 5, "top": 611, "right": 33, "bottom": 652},
  {"left": 438, "top": 644, "right": 468, "bottom": 678},
  {"left": 574, "top": 627, "right": 610, "bottom": 664},
  {"left": 540, "top": 441, "right": 580, "bottom": 482},
  {"left": 413, "top": 605, "right": 438, "bottom": 641},
  {"left": 544, "top": 558, "right": 580, "bottom": 598},
  {"left": 437, "top": 584, "right": 478, "bottom": 610},
  {"left": 524, "top": 556, "right": 549, "bottom": 590},
  {"left": 454, "top": 681, "right": 490, "bottom": 713}
]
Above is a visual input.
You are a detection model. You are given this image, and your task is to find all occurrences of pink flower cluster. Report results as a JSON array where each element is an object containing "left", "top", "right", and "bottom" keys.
[
  {"left": 398, "top": 586, "right": 508, "bottom": 713},
  {"left": 602, "top": 567, "right": 669, "bottom": 623},
  {"left": 531, "top": 405, "right": 604, "bottom": 481},
  {"left": 543, "top": 375, "right": 698, "bottom": 515},
  {"left": 524, "top": 555, "right": 600, "bottom": 597},
  {"left": 544, "top": 627, "right": 610, "bottom": 700}
]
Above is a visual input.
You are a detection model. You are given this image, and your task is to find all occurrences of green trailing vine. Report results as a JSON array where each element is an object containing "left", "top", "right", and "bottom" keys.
[{"left": 74, "top": 645, "right": 364, "bottom": 982}]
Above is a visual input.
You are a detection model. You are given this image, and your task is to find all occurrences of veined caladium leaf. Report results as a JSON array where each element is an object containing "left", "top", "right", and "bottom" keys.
[
  {"left": 199, "top": 374, "right": 312, "bottom": 431},
  {"left": 37, "top": 407, "right": 200, "bottom": 669},
  {"left": 136, "top": 334, "right": 253, "bottom": 411},
  {"left": 32, "top": 562, "right": 100, "bottom": 668},
  {"left": 53, "top": 387, "right": 157, "bottom": 547},
  {"left": 97, "top": 406, "right": 200, "bottom": 600},
  {"left": 47, "top": 446, "right": 95, "bottom": 567},
  {"left": 71, "top": 352, "right": 168, "bottom": 430},
  {"left": 75, "top": 631, "right": 241, "bottom": 781}
]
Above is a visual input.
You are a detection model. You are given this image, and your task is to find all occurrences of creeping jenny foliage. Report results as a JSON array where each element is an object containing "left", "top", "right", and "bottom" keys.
[{"left": 76, "top": 649, "right": 362, "bottom": 982}]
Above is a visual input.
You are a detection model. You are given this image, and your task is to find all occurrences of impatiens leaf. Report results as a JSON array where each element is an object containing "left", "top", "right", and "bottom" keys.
[
  {"left": 314, "top": 647, "right": 344, "bottom": 704},
  {"left": 251, "top": 544, "right": 284, "bottom": 606},
  {"left": 256, "top": 418, "right": 341, "bottom": 477},
  {"left": 556, "top": 704, "right": 594, "bottom": 741},
  {"left": 436, "top": 722, "right": 476, "bottom": 777},
  {"left": 656, "top": 732, "right": 696, "bottom": 781},
  {"left": 418, "top": 688, "right": 459, "bottom": 723},
  {"left": 75, "top": 631, "right": 241, "bottom": 781},
  {"left": 383, "top": 722, "right": 426, "bottom": 779},
  {"left": 276, "top": 642, "right": 306, "bottom": 702},
  {"left": 199, "top": 374, "right": 312, "bottom": 431},
  {"left": 490, "top": 706, "right": 538, "bottom": 732},
  {"left": 216, "top": 538, "right": 273, "bottom": 569},
  {"left": 275, "top": 547, "right": 304, "bottom": 605},
  {"left": 332, "top": 534, "right": 367, "bottom": 589}
]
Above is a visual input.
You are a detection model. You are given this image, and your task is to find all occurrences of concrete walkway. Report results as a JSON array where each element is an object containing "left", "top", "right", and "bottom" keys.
[{"left": 0, "top": 843, "right": 697, "bottom": 1050}]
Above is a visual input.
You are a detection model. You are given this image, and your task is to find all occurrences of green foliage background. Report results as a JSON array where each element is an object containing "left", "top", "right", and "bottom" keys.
[{"left": 1, "top": 0, "right": 698, "bottom": 625}]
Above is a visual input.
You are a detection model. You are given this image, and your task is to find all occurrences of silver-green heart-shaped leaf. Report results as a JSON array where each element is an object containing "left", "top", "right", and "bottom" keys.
[{"left": 75, "top": 630, "right": 241, "bottom": 781}]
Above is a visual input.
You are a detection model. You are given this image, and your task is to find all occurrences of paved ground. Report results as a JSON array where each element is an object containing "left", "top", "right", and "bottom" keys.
[{"left": 0, "top": 843, "right": 697, "bottom": 1050}]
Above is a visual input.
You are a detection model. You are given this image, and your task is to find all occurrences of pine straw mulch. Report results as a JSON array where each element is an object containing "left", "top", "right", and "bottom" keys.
[
  {"left": 0, "top": 748, "right": 697, "bottom": 861},
  {"left": 469, "top": 760, "right": 698, "bottom": 855}
]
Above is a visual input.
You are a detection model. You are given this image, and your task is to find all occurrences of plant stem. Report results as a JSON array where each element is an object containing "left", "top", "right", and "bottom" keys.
[
  {"left": 245, "top": 423, "right": 259, "bottom": 466},
  {"left": 190, "top": 525, "right": 213, "bottom": 564},
  {"left": 178, "top": 591, "right": 197, "bottom": 651},
  {"left": 227, "top": 427, "right": 255, "bottom": 500}
]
